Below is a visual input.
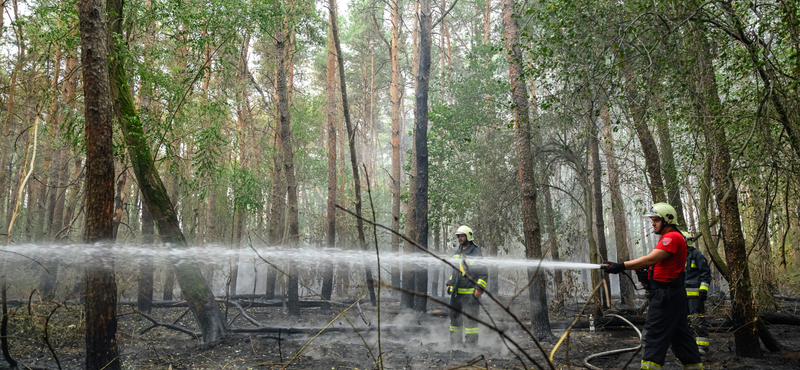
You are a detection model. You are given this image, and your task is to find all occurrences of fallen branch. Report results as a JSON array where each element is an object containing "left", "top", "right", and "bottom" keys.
[
  {"left": 136, "top": 310, "right": 200, "bottom": 339},
  {"left": 216, "top": 299, "right": 262, "bottom": 327}
]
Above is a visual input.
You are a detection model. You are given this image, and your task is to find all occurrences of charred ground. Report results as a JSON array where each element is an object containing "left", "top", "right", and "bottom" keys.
[{"left": 2, "top": 295, "right": 799, "bottom": 369}]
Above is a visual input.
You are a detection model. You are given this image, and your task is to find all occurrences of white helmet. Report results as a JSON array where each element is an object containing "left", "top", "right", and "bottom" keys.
[{"left": 455, "top": 225, "right": 474, "bottom": 241}]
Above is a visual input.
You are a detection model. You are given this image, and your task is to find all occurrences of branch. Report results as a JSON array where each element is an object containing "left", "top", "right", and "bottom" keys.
[
  {"left": 216, "top": 299, "right": 262, "bottom": 327},
  {"left": 136, "top": 310, "right": 200, "bottom": 339},
  {"left": 371, "top": 11, "right": 391, "bottom": 50},
  {"left": 432, "top": 0, "right": 459, "bottom": 29}
]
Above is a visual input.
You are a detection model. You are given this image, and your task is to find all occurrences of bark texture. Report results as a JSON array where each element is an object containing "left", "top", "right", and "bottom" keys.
[
  {"left": 413, "top": 0, "right": 432, "bottom": 313},
  {"left": 79, "top": 0, "right": 119, "bottom": 367},
  {"left": 501, "top": 0, "right": 551, "bottom": 340}
]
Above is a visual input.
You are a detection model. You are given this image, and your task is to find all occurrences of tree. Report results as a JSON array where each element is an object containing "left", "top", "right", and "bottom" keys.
[
  {"left": 685, "top": 19, "right": 762, "bottom": 358},
  {"left": 79, "top": 0, "right": 119, "bottom": 367},
  {"left": 107, "top": 0, "right": 228, "bottom": 343},
  {"left": 413, "top": 0, "right": 432, "bottom": 313},
  {"left": 322, "top": 18, "right": 338, "bottom": 302},
  {"left": 501, "top": 0, "right": 551, "bottom": 340},
  {"left": 275, "top": 24, "right": 301, "bottom": 316},
  {"left": 601, "top": 105, "right": 635, "bottom": 307},
  {"left": 329, "top": 0, "right": 377, "bottom": 306}
]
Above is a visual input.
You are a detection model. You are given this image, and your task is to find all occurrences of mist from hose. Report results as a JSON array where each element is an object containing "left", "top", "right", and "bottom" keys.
[{"left": 0, "top": 243, "right": 603, "bottom": 271}]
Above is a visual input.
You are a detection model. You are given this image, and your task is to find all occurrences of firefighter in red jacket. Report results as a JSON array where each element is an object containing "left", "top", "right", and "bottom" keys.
[
  {"left": 604, "top": 203, "right": 704, "bottom": 370},
  {"left": 446, "top": 225, "right": 488, "bottom": 346}
]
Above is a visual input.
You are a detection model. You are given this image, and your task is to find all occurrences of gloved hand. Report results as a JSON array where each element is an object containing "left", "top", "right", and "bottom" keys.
[
  {"left": 603, "top": 261, "right": 626, "bottom": 274},
  {"left": 699, "top": 290, "right": 707, "bottom": 301}
]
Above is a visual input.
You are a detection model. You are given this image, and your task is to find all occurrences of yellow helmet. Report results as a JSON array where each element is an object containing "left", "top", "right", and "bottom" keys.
[
  {"left": 643, "top": 202, "right": 679, "bottom": 226},
  {"left": 455, "top": 225, "right": 474, "bottom": 241}
]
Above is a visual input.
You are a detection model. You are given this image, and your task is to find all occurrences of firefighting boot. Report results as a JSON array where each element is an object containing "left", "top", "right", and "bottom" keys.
[
  {"left": 450, "top": 329, "right": 462, "bottom": 344},
  {"left": 465, "top": 328, "right": 478, "bottom": 347},
  {"left": 696, "top": 337, "right": 709, "bottom": 355}
]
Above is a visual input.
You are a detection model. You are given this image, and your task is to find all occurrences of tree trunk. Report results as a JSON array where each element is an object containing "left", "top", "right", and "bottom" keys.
[
  {"left": 389, "top": 0, "right": 402, "bottom": 292},
  {"left": 687, "top": 21, "right": 763, "bottom": 358},
  {"left": 111, "top": 168, "right": 129, "bottom": 240},
  {"left": 541, "top": 176, "right": 564, "bottom": 310},
  {"left": 328, "top": 0, "right": 376, "bottom": 306},
  {"left": 655, "top": 116, "right": 685, "bottom": 224},
  {"left": 413, "top": 0, "right": 432, "bottom": 313},
  {"left": 501, "top": 0, "right": 551, "bottom": 340},
  {"left": 138, "top": 196, "right": 155, "bottom": 313},
  {"left": 619, "top": 58, "right": 665, "bottom": 203},
  {"left": 322, "top": 21, "right": 337, "bottom": 302},
  {"left": 402, "top": 0, "right": 421, "bottom": 310},
  {"left": 588, "top": 118, "right": 610, "bottom": 309},
  {"left": 601, "top": 106, "right": 635, "bottom": 307},
  {"left": 79, "top": 0, "right": 119, "bottom": 366},
  {"left": 62, "top": 157, "right": 85, "bottom": 242},
  {"left": 107, "top": 0, "right": 228, "bottom": 343},
  {"left": 265, "top": 62, "right": 286, "bottom": 299},
  {"left": 275, "top": 26, "right": 301, "bottom": 316}
]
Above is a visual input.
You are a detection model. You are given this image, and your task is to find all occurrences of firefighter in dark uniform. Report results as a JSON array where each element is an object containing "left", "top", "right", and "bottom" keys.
[
  {"left": 604, "top": 203, "right": 704, "bottom": 370},
  {"left": 682, "top": 232, "right": 711, "bottom": 355},
  {"left": 446, "top": 225, "right": 488, "bottom": 346}
]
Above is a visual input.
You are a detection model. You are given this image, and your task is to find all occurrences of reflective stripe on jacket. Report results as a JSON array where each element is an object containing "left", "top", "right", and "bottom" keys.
[
  {"left": 684, "top": 247, "right": 711, "bottom": 295},
  {"left": 445, "top": 242, "right": 489, "bottom": 296}
]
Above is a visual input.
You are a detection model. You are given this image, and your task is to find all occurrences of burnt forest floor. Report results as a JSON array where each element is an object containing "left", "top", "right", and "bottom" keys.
[{"left": 2, "top": 294, "right": 800, "bottom": 369}]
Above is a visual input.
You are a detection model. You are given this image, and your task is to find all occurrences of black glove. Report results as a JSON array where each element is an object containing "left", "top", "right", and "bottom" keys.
[
  {"left": 699, "top": 290, "right": 708, "bottom": 301},
  {"left": 603, "top": 261, "right": 626, "bottom": 274}
]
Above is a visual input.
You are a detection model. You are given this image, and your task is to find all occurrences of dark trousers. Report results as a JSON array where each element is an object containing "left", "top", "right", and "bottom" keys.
[
  {"left": 687, "top": 298, "right": 709, "bottom": 349},
  {"left": 449, "top": 294, "right": 480, "bottom": 344},
  {"left": 642, "top": 286, "right": 703, "bottom": 368}
]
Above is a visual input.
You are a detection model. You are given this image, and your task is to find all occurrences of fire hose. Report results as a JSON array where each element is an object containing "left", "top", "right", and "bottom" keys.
[{"left": 582, "top": 314, "right": 643, "bottom": 370}]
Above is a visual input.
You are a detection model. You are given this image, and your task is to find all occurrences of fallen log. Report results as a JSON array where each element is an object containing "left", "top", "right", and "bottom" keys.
[{"left": 760, "top": 313, "right": 800, "bottom": 326}]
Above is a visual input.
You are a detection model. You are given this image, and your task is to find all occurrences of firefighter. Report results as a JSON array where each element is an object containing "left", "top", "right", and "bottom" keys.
[
  {"left": 446, "top": 225, "right": 488, "bottom": 346},
  {"left": 683, "top": 231, "right": 711, "bottom": 355},
  {"left": 604, "top": 203, "right": 704, "bottom": 370}
]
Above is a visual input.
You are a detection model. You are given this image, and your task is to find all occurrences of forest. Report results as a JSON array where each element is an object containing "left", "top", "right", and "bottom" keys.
[{"left": 1, "top": 0, "right": 800, "bottom": 368}]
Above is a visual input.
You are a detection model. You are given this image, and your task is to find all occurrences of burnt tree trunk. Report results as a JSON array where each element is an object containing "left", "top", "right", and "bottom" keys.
[
  {"left": 107, "top": 0, "right": 228, "bottom": 343},
  {"left": 501, "top": 0, "right": 551, "bottom": 340},
  {"left": 79, "top": 0, "right": 119, "bottom": 367}
]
